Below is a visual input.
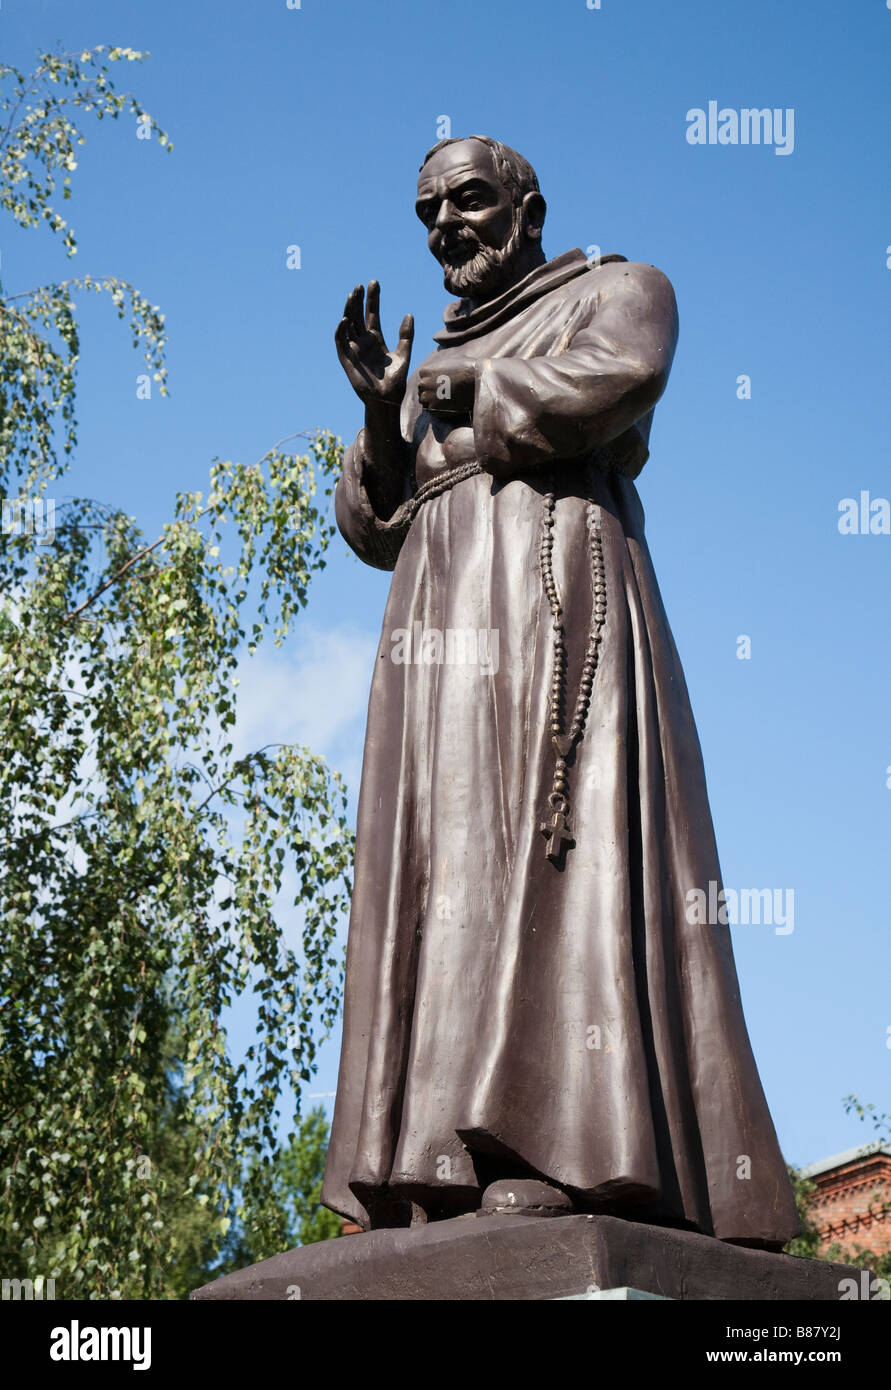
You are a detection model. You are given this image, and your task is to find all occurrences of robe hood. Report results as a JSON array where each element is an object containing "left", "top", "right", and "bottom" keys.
[{"left": 433, "top": 248, "right": 627, "bottom": 348}]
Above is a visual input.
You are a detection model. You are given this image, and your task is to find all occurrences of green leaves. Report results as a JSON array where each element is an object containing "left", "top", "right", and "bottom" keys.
[
  {"left": 1, "top": 435, "right": 350, "bottom": 1298},
  {"left": 0, "top": 46, "right": 171, "bottom": 258},
  {"left": 0, "top": 276, "right": 167, "bottom": 501},
  {"left": 231, "top": 1107, "right": 342, "bottom": 1264},
  {"left": 0, "top": 48, "right": 170, "bottom": 515},
  {"left": 0, "top": 46, "right": 351, "bottom": 1299}
]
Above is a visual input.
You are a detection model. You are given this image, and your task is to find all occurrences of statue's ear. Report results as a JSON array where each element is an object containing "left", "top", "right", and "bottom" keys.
[{"left": 521, "top": 191, "right": 547, "bottom": 239}]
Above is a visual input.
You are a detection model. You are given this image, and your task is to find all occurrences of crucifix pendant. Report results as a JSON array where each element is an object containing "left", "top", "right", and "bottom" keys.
[{"left": 540, "top": 809, "right": 574, "bottom": 864}]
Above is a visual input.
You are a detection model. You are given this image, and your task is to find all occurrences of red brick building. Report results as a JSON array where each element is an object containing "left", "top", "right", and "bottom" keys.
[{"left": 801, "top": 1143, "right": 891, "bottom": 1258}]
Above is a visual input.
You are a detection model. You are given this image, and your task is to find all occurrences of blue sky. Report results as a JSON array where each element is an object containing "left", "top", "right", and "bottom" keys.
[{"left": 3, "top": 0, "right": 890, "bottom": 1170}]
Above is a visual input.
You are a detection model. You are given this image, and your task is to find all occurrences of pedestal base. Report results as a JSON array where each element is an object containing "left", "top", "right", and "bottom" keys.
[{"left": 191, "top": 1213, "right": 866, "bottom": 1302}]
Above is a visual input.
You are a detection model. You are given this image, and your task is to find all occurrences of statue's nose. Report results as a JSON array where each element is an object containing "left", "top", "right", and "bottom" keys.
[{"left": 434, "top": 198, "right": 459, "bottom": 230}]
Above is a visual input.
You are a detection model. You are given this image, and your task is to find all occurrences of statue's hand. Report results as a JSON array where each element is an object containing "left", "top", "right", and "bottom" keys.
[
  {"left": 417, "top": 359, "right": 477, "bottom": 418},
  {"left": 335, "top": 281, "right": 414, "bottom": 407}
]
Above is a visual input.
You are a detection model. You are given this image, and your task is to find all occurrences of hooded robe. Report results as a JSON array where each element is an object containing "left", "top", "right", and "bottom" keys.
[{"left": 321, "top": 248, "right": 800, "bottom": 1246}]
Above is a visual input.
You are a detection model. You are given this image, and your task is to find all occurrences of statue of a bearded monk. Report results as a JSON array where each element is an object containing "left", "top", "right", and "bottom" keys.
[{"left": 321, "top": 134, "right": 799, "bottom": 1250}]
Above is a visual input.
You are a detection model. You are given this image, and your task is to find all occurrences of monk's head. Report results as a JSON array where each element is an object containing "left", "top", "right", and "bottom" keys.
[{"left": 416, "top": 136, "right": 547, "bottom": 301}]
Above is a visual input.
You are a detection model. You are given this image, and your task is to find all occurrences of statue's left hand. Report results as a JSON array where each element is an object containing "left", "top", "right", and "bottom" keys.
[{"left": 417, "top": 359, "right": 477, "bottom": 417}]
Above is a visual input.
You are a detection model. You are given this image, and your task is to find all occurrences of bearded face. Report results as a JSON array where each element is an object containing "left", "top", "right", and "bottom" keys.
[
  {"left": 415, "top": 140, "right": 544, "bottom": 305},
  {"left": 438, "top": 208, "right": 525, "bottom": 298}
]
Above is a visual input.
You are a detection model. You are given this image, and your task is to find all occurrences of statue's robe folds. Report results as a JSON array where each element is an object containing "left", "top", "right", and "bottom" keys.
[{"left": 323, "top": 248, "right": 799, "bottom": 1246}]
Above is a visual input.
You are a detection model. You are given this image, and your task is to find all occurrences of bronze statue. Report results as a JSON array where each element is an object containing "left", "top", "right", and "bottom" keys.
[{"left": 322, "top": 135, "right": 799, "bottom": 1249}]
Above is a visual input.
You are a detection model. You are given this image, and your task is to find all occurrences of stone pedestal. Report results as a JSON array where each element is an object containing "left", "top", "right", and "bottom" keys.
[{"left": 191, "top": 1213, "right": 865, "bottom": 1302}]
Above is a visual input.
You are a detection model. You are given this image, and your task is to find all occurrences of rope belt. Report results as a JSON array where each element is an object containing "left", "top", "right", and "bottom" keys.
[{"left": 400, "top": 459, "right": 484, "bottom": 523}]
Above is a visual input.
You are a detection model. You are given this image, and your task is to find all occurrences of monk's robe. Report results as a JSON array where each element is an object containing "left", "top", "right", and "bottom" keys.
[{"left": 322, "top": 248, "right": 800, "bottom": 1246}]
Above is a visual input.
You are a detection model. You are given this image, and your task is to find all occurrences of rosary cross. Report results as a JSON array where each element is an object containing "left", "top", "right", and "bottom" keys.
[{"left": 540, "top": 809, "right": 574, "bottom": 864}]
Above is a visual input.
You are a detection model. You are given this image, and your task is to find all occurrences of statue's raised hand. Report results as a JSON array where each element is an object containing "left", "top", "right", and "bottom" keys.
[{"left": 335, "top": 281, "right": 414, "bottom": 408}]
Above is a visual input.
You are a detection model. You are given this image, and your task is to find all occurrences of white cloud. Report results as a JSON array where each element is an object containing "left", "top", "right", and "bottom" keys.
[{"left": 233, "top": 621, "right": 377, "bottom": 784}]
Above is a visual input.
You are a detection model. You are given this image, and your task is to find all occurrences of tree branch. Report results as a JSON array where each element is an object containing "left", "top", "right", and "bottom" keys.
[{"left": 63, "top": 432, "right": 312, "bottom": 622}]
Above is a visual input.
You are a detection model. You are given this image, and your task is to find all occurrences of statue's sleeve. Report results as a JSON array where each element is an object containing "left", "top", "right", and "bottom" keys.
[
  {"left": 471, "top": 262, "right": 679, "bottom": 477},
  {"left": 334, "top": 427, "right": 412, "bottom": 572}
]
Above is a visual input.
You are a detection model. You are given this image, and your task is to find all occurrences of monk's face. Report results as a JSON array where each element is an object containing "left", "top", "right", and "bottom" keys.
[{"left": 416, "top": 140, "right": 524, "bottom": 298}]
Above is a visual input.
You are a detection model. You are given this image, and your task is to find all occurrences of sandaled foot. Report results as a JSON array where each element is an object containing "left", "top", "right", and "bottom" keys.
[{"left": 478, "top": 1178, "right": 574, "bottom": 1217}]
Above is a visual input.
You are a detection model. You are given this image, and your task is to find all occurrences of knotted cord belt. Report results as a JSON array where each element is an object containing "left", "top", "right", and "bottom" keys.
[
  {"left": 398, "top": 459, "right": 607, "bottom": 865},
  {"left": 399, "top": 458, "right": 484, "bottom": 523}
]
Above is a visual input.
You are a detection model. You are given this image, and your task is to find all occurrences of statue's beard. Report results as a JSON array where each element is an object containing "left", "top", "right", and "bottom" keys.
[{"left": 440, "top": 216, "right": 525, "bottom": 298}]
